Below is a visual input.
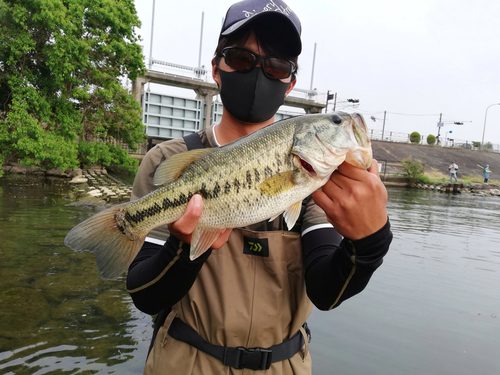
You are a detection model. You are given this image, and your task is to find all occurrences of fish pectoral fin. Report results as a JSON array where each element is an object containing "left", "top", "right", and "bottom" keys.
[
  {"left": 189, "top": 227, "right": 224, "bottom": 261},
  {"left": 268, "top": 211, "right": 285, "bottom": 222},
  {"left": 154, "top": 148, "right": 214, "bottom": 186},
  {"left": 259, "top": 171, "right": 296, "bottom": 196},
  {"left": 283, "top": 200, "right": 303, "bottom": 230}
]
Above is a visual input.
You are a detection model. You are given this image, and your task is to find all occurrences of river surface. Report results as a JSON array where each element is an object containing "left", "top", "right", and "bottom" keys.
[{"left": 0, "top": 175, "right": 499, "bottom": 374}]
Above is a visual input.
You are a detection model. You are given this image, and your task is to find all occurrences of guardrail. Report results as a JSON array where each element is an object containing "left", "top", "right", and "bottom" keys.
[
  {"left": 143, "top": 58, "right": 326, "bottom": 104},
  {"left": 368, "top": 129, "right": 500, "bottom": 153},
  {"left": 146, "top": 58, "right": 208, "bottom": 81}
]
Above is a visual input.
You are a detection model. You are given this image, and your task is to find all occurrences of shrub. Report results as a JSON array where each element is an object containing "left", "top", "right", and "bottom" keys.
[
  {"left": 401, "top": 156, "right": 425, "bottom": 180},
  {"left": 427, "top": 134, "right": 436, "bottom": 145},
  {"left": 483, "top": 142, "right": 494, "bottom": 151},
  {"left": 410, "top": 132, "right": 421, "bottom": 144}
]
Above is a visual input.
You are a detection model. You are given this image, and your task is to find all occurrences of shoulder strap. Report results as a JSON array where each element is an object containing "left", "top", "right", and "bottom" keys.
[
  {"left": 148, "top": 132, "right": 204, "bottom": 356},
  {"left": 183, "top": 132, "right": 204, "bottom": 151}
]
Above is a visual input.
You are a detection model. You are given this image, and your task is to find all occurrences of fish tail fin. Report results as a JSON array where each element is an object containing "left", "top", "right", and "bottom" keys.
[{"left": 64, "top": 203, "right": 145, "bottom": 279}]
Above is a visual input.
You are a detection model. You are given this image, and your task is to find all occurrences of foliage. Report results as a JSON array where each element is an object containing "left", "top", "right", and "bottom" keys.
[
  {"left": 416, "top": 175, "right": 433, "bottom": 184},
  {"left": 401, "top": 156, "right": 425, "bottom": 180},
  {"left": 0, "top": 0, "right": 146, "bottom": 177},
  {"left": 482, "top": 142, "right": 494, "bottom": 151},
  {"left": 410, "top": 131, "right": 421, "bottom": 144},
  {"left": 426, "top": 134, "right": 436, "bottom": 145},
  {"left": 472, "top": 141, "right": 481, "bottom": 148}
]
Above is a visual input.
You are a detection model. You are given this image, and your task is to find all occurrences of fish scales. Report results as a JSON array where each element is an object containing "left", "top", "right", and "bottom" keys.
[
  {"left": 64, "top": 112, "right": 373, "bottom": 279},
  {"left": 122, "top": 119, "right": 299, "bottom": 233}
]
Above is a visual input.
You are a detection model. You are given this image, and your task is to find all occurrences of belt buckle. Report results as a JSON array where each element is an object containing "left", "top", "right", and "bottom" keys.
[{"left": 236, "top": 347, "right": 273, "bottom": 370}]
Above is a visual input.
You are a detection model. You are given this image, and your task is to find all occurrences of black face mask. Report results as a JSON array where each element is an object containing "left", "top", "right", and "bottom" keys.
[{"left": 218, "top": 67, "right": 292, "bottom": 123}]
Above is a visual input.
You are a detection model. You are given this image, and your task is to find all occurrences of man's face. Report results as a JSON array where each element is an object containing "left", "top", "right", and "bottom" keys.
[{"left": 212, "top": 31, "right": 295, "bottom": 90}]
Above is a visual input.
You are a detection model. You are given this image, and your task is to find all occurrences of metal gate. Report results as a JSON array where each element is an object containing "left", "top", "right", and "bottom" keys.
[{"left": 142, "top": 92, "right": 203, "bottom": 139}]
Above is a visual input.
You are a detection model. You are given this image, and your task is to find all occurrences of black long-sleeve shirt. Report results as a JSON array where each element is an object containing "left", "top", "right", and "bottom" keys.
[{"left": 127, "top": 220, "right": 392, "bottom": 315}]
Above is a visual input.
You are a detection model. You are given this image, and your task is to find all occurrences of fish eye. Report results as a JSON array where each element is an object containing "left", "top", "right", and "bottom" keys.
[{"left": 331, "top": 114, "right": 342, "bottom": 124}]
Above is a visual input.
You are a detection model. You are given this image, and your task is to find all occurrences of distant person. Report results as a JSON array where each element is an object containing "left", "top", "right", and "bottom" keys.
[
  {"left": 449, "top": 161, "right": 458, "bottom": 183},
  {"left": 478, "top": 164, "right": 492, "bottom": 184}
]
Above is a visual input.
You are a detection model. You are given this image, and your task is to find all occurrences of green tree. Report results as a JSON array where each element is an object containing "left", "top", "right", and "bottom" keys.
[
  {"left": 483, "top": 142, "right": 494, "bottom": 151},
  {"left": 426, "top": 134, "right": 436, "bottom": 145},
  {"left": 410, "top": 131, "right": 421, "bottom": 144},
  {"left": 401, "top": 156, "right": 425, "bottom": 181},
  {"left": 0, "top": 0, "right": 146, "bottom": 176}
]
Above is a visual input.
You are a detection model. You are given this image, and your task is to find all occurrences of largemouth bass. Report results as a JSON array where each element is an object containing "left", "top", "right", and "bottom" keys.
[{"left": 64, "top": 112, "right": 372, "bottom": 279}]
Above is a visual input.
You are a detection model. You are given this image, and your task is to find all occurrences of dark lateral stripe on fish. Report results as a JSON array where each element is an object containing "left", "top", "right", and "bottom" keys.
[
  {"left": 125, "top": 194, "right": 193, "bottom": 225},
  {"left": 124, "top": 174, "right": 255, "bottom": 225}
]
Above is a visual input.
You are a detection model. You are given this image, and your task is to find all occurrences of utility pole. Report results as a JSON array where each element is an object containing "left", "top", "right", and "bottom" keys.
[
  {"left": 148, "top": 0, "right": 156, "bottom": 70},
  {"left": 325, "top": 90, "right": 334, "bottom": 113},
  {"left": 333, "top": 92, "right": 337, "bottom": 111},
  {"left": 437, "top": 113, "right": 443, "bottom": 145},
  {"left": 310, "top": 43, "right": 317, "bottom": 91},
  {"left": 198, "top": 12, "right": 204, "bottom": 69},
  {"left": 381, "top": 111, "right": 386, "bottom": 141}
]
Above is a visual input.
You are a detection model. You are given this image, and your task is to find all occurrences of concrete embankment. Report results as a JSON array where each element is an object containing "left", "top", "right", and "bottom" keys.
[
  {"left": 69, "top": 169, "right": 132, "bottom": 204},
  {"left": 372, "top": 140, "right": 500, "bottom": 178},
  {"left": 2, "top": 162, "right": 132, "bottom": 206},
  {"left": 410, "top": 182, "right": 500, "bottom": 196}
]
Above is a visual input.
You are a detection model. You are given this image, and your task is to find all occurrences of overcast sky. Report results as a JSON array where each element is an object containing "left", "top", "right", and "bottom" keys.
[{"left": 133, "top": 0, "right": 500, "bottom": 146}]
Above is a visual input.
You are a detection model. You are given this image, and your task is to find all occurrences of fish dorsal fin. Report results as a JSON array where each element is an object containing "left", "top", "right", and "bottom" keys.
[
  {"left": 283, "top": 200, "right": 303, "bottom": 230},
  {"left": 259, "top": 171, "right": 296, "bottom": 196},
  {"left": 153, "top": 149, "right": 213, "bottom": 186}
]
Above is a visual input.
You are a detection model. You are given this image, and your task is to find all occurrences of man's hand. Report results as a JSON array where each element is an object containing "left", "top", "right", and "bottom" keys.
[
  {"left": 168, "top": 194, "right": 232, "bottom": 249},
  {"left": 313, "top": 160, "right": 388, "bottom": 240}
]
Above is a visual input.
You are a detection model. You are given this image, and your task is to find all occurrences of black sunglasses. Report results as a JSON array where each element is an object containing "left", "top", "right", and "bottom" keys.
[{"left": 221, "top": 47, "right": 296, "bottom": 80}]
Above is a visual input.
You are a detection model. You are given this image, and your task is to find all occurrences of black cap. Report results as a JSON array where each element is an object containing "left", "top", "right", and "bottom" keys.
[{"left": 220, "top": 0, "right": 302, "bottom": 55}]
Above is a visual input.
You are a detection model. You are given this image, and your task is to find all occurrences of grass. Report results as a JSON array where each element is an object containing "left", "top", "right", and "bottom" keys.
[{"left": 415, "top": 172, "right": 500, "bottom": 185}]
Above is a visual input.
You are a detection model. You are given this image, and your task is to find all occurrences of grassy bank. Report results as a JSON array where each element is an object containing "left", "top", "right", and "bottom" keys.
[{"left": 416, "top": 171, "right": 500, "bottom": 185}]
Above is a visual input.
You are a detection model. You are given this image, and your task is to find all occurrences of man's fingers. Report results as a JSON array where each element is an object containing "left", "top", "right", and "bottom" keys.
[
  {"left": 211, "top": 229, "right": 233, "bottom": 249},
  {"left": 332, "top": 159, "right": 381, "bottom": 187},
  {"left": 312, "top": 190, "right": 336, "bottom": 221},
  {"left": 369, "top": 159, "right": 381, "bottom": 179},
  {"left": 171, "top": 194, "right": 203, "bottom": 236}
]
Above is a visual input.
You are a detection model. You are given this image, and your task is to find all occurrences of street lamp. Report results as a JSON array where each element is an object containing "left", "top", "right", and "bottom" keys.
[{"left": 482, "top": 103, "right": 500, "bottom": 149}]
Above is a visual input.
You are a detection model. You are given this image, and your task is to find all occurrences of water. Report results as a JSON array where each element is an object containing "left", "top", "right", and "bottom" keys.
[{"left": 0, "top": 177, "right": 499, "bottom": 374}]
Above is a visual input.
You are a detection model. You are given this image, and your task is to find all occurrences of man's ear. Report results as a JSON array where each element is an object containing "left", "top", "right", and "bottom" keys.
[
  {"left": 212, "top": 59, "right": 221, "bottom": 87},
  {"left": 285, "top": 79, "right": 297, "bottom": 96}
]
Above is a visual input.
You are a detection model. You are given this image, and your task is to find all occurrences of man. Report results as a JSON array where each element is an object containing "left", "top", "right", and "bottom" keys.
[
  {"left": 449, "top": 160, "right": 458, "bottom": 183},
  {"left": 127, "top": 1, "right": 392, "bottom": 373},
  {"left": 482, "top": 164, "right": 492, "bottom": 184}
]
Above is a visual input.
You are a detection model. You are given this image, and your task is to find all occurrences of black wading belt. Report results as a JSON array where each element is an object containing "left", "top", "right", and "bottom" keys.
[{"left": 168, "top": 317, "right": 305, "bottom": 371}]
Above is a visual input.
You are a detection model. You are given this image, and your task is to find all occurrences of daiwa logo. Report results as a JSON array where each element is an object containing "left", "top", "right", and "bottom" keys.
[
  {"left": 243, "top": 237, "right": 269, "bottom": 257},
  {"left": 248, "top": 242, "right": 262, "bottom": 252}
]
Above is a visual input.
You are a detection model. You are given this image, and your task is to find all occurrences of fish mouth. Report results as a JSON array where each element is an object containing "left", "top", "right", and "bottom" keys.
[
  {"left": 295, "top": 151, "right": 340, "bottom": 180},
  {"left": 295, "top": 134, "right": 347, "bottom": 179},
  {"left": 299, "top": 157, "right": 316, "bottom": 176}
]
